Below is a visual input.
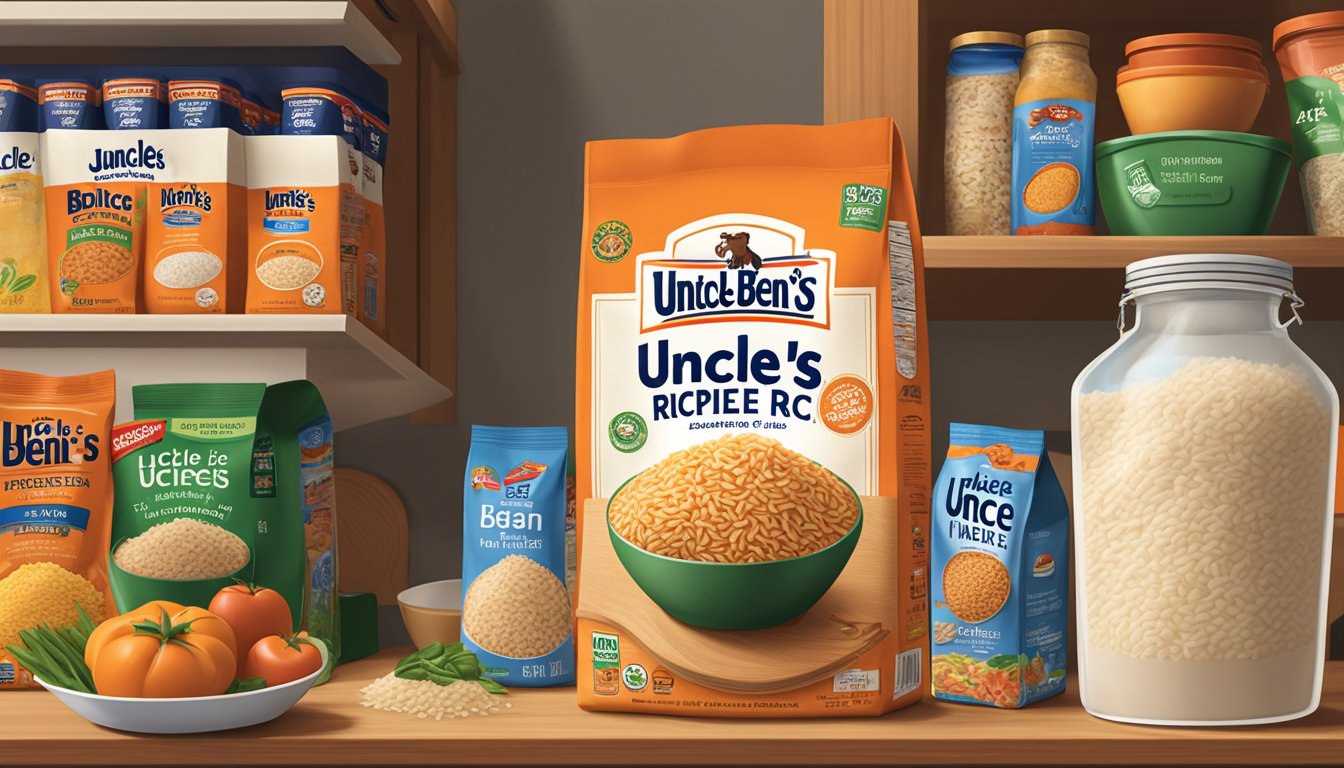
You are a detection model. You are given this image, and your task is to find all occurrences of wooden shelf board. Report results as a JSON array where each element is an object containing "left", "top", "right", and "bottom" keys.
[
  {"left": 0, "top": 315, "right": 451, "bottom": 430},
  {"left": 925, "top": 237, "right": 1344, "bottom": 269},
  {"left": 0, "top": 1, "right": 400, "bottom": 66},
  {"left": 1, "top": 649, "right": 1341, "bottom": 765}
]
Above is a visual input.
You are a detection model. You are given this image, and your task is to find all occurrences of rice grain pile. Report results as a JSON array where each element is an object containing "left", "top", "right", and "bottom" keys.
[
  {"left": 113, "top": 518, "right": 251, "bottom": 581},
  {"left": 942, "top": 551, "right": 1011, "bottom": 622},
  {"left": 0, "top": 563, "right": 107, "bottom": 650},
  {"left": 257, "top": 255, "right": 321, "bottom": 290},
  {"left": 609, "top": 434, "right": 859, "bottom": 563},
  {"left": 1078, "top": 357, "right": 1332, "bottom": 661},
  {"left": 1301, "top": 155, "right": 1344, "bottom": 236},
  {"left": 153, "top": 250, "right": 222, "bottom": 289},
  {"left": 463, "top": 554, "right": 571, "bottom": 659},
  {"left": 361, "top": 675, "right": 511, "bottom": 720},
  {"left": 945, "top": 72, "right": 1017, "bottom": 235}
]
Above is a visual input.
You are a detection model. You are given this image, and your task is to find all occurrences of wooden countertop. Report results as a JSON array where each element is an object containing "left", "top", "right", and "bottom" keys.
[{"left": 2, "top": 649, "right": 1342, "bottom": 766}]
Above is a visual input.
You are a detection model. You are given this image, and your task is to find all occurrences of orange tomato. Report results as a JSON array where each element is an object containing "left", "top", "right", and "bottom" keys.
[
  {"left": 208, "top": 583, "right": 293, "bottom": 676},
  {"left": 85, "top": 602, "right": 238, "bottom": 698},
  {"left": 241, "top": 633, "right": 323, "bottom": 687}
]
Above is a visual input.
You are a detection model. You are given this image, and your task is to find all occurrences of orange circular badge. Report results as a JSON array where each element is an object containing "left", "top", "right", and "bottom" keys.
[{"left": 819, "top": 375, "right": 874, "bottom": 436}]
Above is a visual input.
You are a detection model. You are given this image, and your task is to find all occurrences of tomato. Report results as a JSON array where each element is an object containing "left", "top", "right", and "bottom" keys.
[
  {"left": 241, "top": 632, "right": 323, "bottom": 687},
  {"left": 85, "top": 602, "right": 238, "bottom": 698},
  {"left": 208, "top": 583, "right": 293, "bottom": 676}
]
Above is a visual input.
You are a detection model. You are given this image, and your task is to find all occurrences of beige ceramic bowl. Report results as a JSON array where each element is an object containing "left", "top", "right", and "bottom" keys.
[{"left": 397, "top": 579, "right": 463, "bottom": 649}]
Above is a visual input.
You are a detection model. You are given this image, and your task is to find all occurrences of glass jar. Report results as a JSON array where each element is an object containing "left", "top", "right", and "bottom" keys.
[
  {"left": 944, "top": 31, "right": 1023, "bottom": 235},
  {"left": 1011, "top": 30, "right": 1096, "bottom": 235},
  {"left": 1071, "top": 254, "right": 1339, "bottom": 725}
]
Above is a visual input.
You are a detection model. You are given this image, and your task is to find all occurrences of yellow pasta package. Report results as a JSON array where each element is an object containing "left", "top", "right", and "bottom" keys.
[{"left": 0, "top": 81, "right": 48, "bottom": 314}]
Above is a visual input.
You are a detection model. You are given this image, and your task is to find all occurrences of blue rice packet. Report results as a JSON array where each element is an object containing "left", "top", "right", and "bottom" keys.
[{"left": 462, "top": 425, "right": 574, "bottom": 687}]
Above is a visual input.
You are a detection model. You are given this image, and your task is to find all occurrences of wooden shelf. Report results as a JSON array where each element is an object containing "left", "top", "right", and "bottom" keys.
[
  {"left": 923, "top": 236, "right": 1344, "bottom": 320},
  {"left": 2, "top": 649, "right": 1342, "bottom": 765},
  {"left": 0, "top": 1, "right": 400, "bottom": 66},
  {"left": 0, "top": 315, "right": 451, "bottom": 430},
  {"left": 925, "top": 236, "right": 1344, "bottom": 269}
]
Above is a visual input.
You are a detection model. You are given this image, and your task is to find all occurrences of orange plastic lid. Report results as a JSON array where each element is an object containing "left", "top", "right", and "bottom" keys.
[
  {"left": 1274, "top": 11, "right": 1344, "bottom": 51},
  {"left": 1126, "top": 32, "right": 1262, "bottom": 58},
  {"left": 1115, "top": 63, "right": 1270, "bottom": 86}
]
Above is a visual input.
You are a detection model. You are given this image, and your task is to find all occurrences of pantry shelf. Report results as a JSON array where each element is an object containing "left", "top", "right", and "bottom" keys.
[
  {"left": 0, "top": 1, "right": 399, "bottom": 66},
  {"left": 0, "top": 649, "right": 1341, "bottom": 766},
  {"left": 923, "top": 236, "right": 1344, "bottom": 320},
  {"left": 0, "top": 315, "right": 451, "bottom": 430}
]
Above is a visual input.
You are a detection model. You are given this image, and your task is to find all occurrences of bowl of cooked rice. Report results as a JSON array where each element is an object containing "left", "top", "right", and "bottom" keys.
[
  {"left": 108, "top": 518, "right": 253, "bottom": 613},
  {"left": 606, "top": 434, "right": 863, "bottom": 630}
]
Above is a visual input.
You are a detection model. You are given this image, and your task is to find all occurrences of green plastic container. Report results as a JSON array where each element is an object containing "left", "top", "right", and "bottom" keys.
[
  {"left": 1095, "top": 130, "right": 1291, "bottom": 235},
  {"left": 108, "top": 551, "right": 249, "bottom": 614},
  {"left": 606, "top": 477, "right": 862, "bottom": 631}
]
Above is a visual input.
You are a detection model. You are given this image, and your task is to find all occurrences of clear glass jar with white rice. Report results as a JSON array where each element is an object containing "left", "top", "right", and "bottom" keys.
[
  {"left": 1071, "top": 254, "right": 1339, "bottom": 726},
  {"left": 944, "top": 32, "right": 1023, "bottom": 235}
]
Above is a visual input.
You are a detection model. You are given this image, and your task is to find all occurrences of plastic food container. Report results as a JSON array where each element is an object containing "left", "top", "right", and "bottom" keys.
[
  {"left": 1124, "top": 33, "right": 1266, "bottom": 73},
  {"left": 1094, "top": 131, "right": 1290, "bottom": 235},
  {"left": 1273, "top": 12, "right": 1344, "bottom": 235},
  {"left": 1072, "top": 254, "right": 1339, "bottom": 725},
  {"left": 1117, "top": 64, "right": 1267, "bottom": 134},
  {"left": 944, "top": 31, "right": 1023, "bottom": 235}
]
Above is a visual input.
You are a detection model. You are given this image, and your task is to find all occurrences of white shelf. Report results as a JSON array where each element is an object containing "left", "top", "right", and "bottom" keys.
[
  {"left": 0, "top": 1, "right": 400, "bottom": 66},
  {"left": 0, "top": 314, "right": 450, "bottom": 430}
]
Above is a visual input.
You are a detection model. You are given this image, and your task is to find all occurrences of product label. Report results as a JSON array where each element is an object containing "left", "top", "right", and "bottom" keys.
[
  {"left": 1285, "top": 76, "right": 1344, "bottom": 162},
  {"left": 591, "top": 213, "right": 880, "bottom": 497},
  {"left": 839, "top": 184, "right": 887, "bottom": 231},
  {"left": 1010, "top": 98, "right": 1095, "bottom": 234}
]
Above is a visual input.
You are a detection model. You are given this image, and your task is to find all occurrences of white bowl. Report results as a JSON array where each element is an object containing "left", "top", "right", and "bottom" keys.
[
  {"left": 397, "top": 579, "right": 464, "bottom": 649},
  {"left": 36, "top": 663, "right": 322, "bottom": 734}
]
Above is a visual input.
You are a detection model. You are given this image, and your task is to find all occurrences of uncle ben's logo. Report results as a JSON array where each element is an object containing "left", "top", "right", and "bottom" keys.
[{"left": 637, "top": 217, "right": 833, "bottom": 332}]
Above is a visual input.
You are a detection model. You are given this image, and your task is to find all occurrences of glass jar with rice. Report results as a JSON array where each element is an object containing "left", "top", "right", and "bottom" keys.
[
  {"left": 1011, "top": 30, "right": 1096, "bottom": 235},
  {"left": 944, "top": 32, "right": 1024, "bottom": 235}
]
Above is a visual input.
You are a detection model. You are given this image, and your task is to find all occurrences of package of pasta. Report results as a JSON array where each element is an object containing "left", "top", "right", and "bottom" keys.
[
  {"left": 574, "top": 119, "right": 931, "bottom": 717},
  {"left": 930, "top": 423, "right": 1069, "bottom": 708},
  {"left": 0, "top": 369, "right": 116, "bottom": 690},
  {"left": 463, "top": 426, "right": 572, "bottom": 687}
]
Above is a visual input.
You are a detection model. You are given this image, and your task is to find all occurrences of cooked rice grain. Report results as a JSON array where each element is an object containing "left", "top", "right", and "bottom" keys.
[
  {"left": 256, "top": 255, "right": 321, "bottom": 290},
  {"left": 609, "top": 434, "right": 859, "bottom": 563},
  {"left": 463, "top": 554, "right": 571, "bottom": 659},
  {"left": 113, "top": 517, "right": 250, "bottom": 581},
  {"left": 154, "top": 250, "right": 221, "bottom": 289},
  {"left": 361, "top": 675, "right": 512, "bottom": 719},
  {"left": 0, "top": 563, "right": 106, "bottom": 650},
  {"left": 1301, "top": 154, "right": 1344, "bottom": 237}
]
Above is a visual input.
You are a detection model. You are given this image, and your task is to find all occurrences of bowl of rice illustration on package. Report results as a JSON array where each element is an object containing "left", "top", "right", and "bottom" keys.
[{"left": 606, "top": 434, "right": 863, "bottom": 631}]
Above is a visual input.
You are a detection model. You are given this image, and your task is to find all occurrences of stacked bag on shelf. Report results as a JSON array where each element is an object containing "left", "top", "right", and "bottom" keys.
[
  {"left": 0, "top": 68, "right": 389, "bottom": 338},
  {"left": 1096, "top": 33, "right": 1292, "bottom": 235}
]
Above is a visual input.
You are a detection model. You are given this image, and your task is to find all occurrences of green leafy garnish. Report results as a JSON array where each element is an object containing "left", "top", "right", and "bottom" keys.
[
  {"left": 392, "top": 642, "right": 508, "bottom": 694},
  {"left": 985, "top": 653, "right": 1022, "bottom": 670},
  {"left": 226, "top": 677, "right": 268, "bottom": 694},
  {"left": 4, "top": 602, "right": 97, "bottom": 693}
]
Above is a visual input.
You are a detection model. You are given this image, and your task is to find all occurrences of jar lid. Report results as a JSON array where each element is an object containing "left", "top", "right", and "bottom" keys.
[
  {"left": 1125, "top": 32, "right": 1262, "bottom": 58},
  {"left": 950, "top": 31, "right": 1025, "bottom": 52},
  {"left": 1025, "top": 29, "right": 1089, "bottom": 48},
  {"left": 1273, "top": 11, "right": 1344, "bottom": 52},
  {"left": 1124, "top": 254, "right": 1294, "bottom": 297}
]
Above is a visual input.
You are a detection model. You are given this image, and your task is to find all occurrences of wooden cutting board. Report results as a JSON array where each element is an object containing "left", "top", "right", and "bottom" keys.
[
  {"left": 335, "top": 468, "right": 409, "bottom": 605},
  {"left": 577, "top": 497, "right": 898, "bottom": 695}
]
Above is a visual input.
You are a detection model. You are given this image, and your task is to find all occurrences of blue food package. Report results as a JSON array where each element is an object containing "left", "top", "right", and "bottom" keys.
[
  {"left": 168, "top": 79, "right": 243, "bottom": 130},
  {"left": 37, "top": 80, "right": 98, "bottom": 131},
  {"left": 281, "top": 84, "right": 361, "bottom": 146},
  {"left": 462, "top": 425, "right": 574, "bottom": 687},
  {"left": 0, "top": 80, "right": 38, "bottom": 132},
  {"left": 101, "top": 78, "right": 166, "bottom": 130},
  {"left": 930, "top": 424, "right": 1069, "bottom": 708}
]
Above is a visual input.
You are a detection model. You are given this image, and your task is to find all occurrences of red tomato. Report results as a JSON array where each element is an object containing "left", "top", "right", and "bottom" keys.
[
  {"left": 208, "top": 583, "right": 293, "bottom": 677},
  {"left": 241, "top": 633, "right": 323, "bottom": 687}
]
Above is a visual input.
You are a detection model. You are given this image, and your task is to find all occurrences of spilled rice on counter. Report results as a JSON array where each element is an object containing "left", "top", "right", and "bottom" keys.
[{"left": 361, "top": 642, "right": 512, "bottom": 720}]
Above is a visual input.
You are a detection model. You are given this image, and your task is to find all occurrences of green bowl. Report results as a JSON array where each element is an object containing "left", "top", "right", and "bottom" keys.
[
  {"left": 1095, "top": 130, "right": 1291, "bottom": 235},
  {"left": 606, "top": 476, "right": 862, "bottom": 631},
  {"left": 108, "top": 541, "right": 251, "bottom": 613}
]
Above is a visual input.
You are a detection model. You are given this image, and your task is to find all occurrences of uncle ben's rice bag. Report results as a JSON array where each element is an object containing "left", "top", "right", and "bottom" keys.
[{"left": 0, "top": 80, "right": 49, "bottom": 314}]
